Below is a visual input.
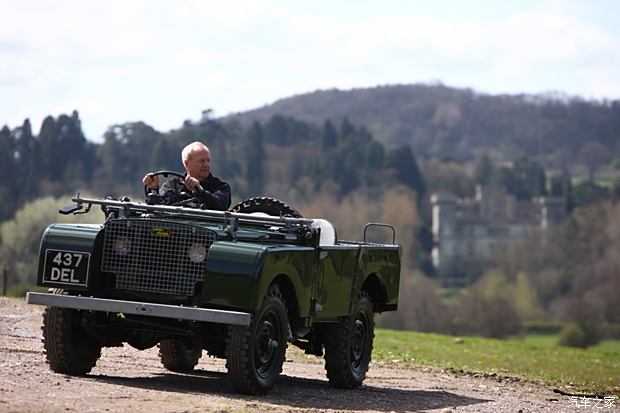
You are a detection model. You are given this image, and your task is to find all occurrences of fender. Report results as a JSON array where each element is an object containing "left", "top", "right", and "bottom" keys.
[
  {"left": 202, "top": 241, "right": 269, "bottom": 310},
  {"left": 254, "top": 246, "right": 315, "bottom": 317},
  {"left": 351, "top": 246, "right": 401, "bottom": 311},
  {"left": 36, "top": 223, "right": 103, "bottom": 290}
]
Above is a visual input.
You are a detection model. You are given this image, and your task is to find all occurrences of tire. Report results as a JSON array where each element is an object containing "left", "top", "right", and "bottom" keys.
[
  {"left": 41, "top": 290, "right": 102, "bottom": 375},
  {"left": 225, "top": 285, "right": 288, "bottom": 395},
  {"left": 230, "top": 197, "right": 303, "bottom": 218},
  {"left": 158, "top": 339, "right": 202, "bottom": 372},
  {"left": 323, "top": 292, "right": 374, "bottom": 389}
]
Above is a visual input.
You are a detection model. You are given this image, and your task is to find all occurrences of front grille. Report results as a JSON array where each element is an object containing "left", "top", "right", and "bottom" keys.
[{"left": 101, "top": 219, "right": 216, "bottom": 296}]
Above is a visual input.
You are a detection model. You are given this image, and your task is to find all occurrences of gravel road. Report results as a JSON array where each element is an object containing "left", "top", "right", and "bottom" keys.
[{"left": 0, "top": 297, "right": 593, "bottom": 412}]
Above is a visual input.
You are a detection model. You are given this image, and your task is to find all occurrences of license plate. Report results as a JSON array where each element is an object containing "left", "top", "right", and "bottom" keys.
[{"left": 43, "top": 249, "right": 91, "bottom": 286}]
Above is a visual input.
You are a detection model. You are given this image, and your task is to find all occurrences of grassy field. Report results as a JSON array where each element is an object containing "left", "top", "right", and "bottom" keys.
[{"left": 373, "top": 329, "right": 620, "bottom": 397}]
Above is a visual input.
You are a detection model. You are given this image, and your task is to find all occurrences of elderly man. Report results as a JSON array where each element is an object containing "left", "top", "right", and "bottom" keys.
[{"left": 143, "top": 141, "right": 231, "bottom": 210}]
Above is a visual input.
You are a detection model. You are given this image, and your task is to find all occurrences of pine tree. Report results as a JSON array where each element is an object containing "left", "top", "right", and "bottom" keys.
[
  {"left": 0, "top": 126, "right": 17, "bottom": 219},
  {"left": 387, "top": 145, "right": 427, "bottom": 198},
  {"left": 321, "top": 120, "right": 337, "bottom": 150},
  {"left": 14, "top": 119, "right": 40, "bottom": 199}
]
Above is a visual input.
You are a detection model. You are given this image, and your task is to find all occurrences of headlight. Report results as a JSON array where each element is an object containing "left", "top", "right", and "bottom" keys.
[
  {"left": 188, "top": 243, "right": 206, "bottom": 263},
  {"left": 114, "top": 237, "right": 131, "bottom": 256}
]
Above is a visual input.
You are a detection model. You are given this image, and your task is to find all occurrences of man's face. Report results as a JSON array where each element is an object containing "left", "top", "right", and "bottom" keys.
[{"left": 184, "top": 147, "right": 211, "bottom": 180}]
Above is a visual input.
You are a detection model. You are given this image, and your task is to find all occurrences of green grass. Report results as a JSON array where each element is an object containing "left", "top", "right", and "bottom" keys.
[{"left": 373, "top": 329, "right": 620, "bottom": 396}]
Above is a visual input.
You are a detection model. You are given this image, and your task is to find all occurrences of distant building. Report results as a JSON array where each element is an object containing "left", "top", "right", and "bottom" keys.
[{"left": 431, "top": 185, "right": 566, "bottom": 285}]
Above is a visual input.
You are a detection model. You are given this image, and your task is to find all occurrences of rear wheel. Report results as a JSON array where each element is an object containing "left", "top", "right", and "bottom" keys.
[
  {"left": 158, "top": 339, "right": 202, "bottom": 372},
  {"left": 42, "top": 290, "right": 102, "bottom": 375},
  {"left": 225, "top": 285, "right": 288, "bottom": 395},
  {"left": 323, "top": 292, "right": 374, "bottom": 388}
]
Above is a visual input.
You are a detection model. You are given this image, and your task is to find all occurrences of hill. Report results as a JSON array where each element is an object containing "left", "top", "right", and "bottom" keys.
[{"left": 227, "top": 83, "right": 620, "bottom": 165}]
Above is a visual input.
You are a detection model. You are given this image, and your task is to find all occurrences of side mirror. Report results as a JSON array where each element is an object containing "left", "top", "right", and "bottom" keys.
[{"left": 59, "top": 203, "right": 82, "bottom": 215}]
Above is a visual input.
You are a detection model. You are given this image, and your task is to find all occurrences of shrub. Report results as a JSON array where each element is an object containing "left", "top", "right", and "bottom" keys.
[{"left": 557, "top": 324, "right": 600, "bottom": 348}]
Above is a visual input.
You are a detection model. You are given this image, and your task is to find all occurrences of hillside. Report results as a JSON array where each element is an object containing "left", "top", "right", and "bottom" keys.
[{"left": 227, "top": 83, "right": 620, "bottom": 164}]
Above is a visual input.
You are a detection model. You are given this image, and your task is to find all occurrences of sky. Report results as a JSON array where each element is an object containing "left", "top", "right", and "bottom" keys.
[{"left": 2, "top": 0, "right": 620, "bottom": 141}]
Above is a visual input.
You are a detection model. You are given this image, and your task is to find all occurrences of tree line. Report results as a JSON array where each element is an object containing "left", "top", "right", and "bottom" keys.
[{"left": 4, "top": 111, "right": 427, "bottom": 222}]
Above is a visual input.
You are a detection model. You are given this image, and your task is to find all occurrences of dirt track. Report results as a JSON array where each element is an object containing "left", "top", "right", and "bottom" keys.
[{"left": 0, "top": 297, "right": 583, "bottom": 412}]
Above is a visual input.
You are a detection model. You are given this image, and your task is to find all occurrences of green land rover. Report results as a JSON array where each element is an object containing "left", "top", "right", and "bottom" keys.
[{"left": 27, "top": 188, "right": 401, "bottom": 395}]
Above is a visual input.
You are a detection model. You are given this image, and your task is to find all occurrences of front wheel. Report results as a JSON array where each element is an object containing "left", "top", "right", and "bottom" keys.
[
  {"left": 42, "top": 291, "right": 102, "bottom": 375},
  {"left": 323, "top": 292, "right": 374, "bottom": 388},
  {"left": 225, "top": 285, "right": 288, "bottom": 395}
]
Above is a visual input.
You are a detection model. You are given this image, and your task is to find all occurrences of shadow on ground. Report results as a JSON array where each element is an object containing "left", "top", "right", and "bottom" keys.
[{"left": 87, "top": 367, "right": 489, "bottom": 412}]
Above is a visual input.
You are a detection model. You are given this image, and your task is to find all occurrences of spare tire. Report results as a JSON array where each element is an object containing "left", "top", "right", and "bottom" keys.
[{"left": 230, "top": 197, "right": 303, "bottom": 218}]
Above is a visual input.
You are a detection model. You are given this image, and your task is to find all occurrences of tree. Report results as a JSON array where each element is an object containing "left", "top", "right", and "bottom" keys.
[
  {"left": 579, "top": 142, "right": 609, "bottom": 181},
  {"left": 321, "top": 120, "right": 338, "bottom": 150},
  {"left": 14, "top": 119, "right": 40, "bottom": 200},
  {"left": 473, "top": 153, "right": 494, "bottom": 185},
  {"left": 0, "top": 126, "right": 17, "bottom": 220},
  {"left": 264, "top": 115, "right": 288, "bottom": 146},
  {"left": 97, "top": 122, "right": 161, "bottom": 188},
  {"left": 38, "top": 115, "right": 59, "bottom": 179},
  {"left": 386, "top": 146, "right": 427, "bottom": 198}
]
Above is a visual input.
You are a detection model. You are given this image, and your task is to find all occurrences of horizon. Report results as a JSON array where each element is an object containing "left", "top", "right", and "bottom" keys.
[{"left": 2, "top": 0, "right": 619, "bottom": 141}]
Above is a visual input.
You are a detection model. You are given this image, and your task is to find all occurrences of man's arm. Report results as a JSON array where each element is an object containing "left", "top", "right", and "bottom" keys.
[{"left": 194, "top": 181, "right": 231, "bottom": 210}]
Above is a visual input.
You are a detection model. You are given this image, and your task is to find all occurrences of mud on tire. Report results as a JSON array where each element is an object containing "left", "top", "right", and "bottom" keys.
[
  {"left": 225, "top": 285, "right": 289, "bottom": 395},
  {"left": 158, "top": 339, "right": 202, "bottom": 372},
  {"left": 41, "top": 289, "right": 102, "bottom": 375},
  {"left": 323, "top": 291, "right": 374, "bottom": 389}
]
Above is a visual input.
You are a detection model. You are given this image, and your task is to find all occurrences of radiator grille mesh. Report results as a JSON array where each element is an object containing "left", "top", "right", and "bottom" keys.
[{"left": 101, "top": 219, "right": 216, "bottom": 296}]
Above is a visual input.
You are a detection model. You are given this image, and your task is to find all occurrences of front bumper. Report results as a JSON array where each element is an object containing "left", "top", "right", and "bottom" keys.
[{"left": 26, "top": 292, "right": 251, "bottom": 326}]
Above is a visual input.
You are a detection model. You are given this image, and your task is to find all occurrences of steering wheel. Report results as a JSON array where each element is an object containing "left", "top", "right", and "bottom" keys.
[{"left": 144, "top": 170, "right": 199, "bottom": 206}]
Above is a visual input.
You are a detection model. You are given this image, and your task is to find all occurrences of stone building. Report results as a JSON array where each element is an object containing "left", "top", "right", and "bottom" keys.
[{"left": 431, "top": 185, "right": 565, "bottom": 285}]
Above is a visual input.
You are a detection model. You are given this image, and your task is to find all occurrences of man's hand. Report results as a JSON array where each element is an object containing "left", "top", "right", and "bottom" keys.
[
  {"left": 184, "top": 175, "right": 201, "bottom": 192},
  {"left": 142, "top": 173, "right": 160, "bottom": 189}
]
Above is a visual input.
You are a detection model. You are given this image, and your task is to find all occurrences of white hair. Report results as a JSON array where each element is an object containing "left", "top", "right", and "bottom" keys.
[{"left": 181, "top": 141, "right": 209, "bottom": 163}]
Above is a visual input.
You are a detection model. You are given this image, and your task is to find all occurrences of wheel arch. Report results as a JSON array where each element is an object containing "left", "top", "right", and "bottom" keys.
[
  {"left": 360, "top": 273, "right": 389, "bottom": 312},
  {"left": 270, "top": 274, "right": 300, "bottom": 327}
]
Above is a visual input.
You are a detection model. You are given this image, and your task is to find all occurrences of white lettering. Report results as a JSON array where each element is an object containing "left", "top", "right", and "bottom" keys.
[
  {"left": 60, "top": 268, "right": 73, "bottom": 282},
  {"left": 52, "top": 252, "right": 63, "bottom": 266},
  {"left": 70, "top": 269, "right": 80, "bottom": 283},
  {"left": 50, "top": 267, "right": 61, "bottom": 281},
  {"left": 73, "top": 253, "right": 83, "bottom": 268}
]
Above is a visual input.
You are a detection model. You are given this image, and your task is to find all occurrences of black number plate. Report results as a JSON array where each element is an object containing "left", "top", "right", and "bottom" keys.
[{"left": 43, "top": 249, "right": 91, "bottom": 286}]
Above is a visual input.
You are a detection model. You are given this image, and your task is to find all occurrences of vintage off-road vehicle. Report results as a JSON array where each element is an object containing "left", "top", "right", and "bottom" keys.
[{"left": 27, "top": 177, "right": 401, "bottom": 395}]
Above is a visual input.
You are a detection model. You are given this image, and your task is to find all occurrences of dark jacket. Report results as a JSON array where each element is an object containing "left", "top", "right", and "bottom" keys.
[{"left": 159, "top": 173, "right": 231, "bottom": 210}]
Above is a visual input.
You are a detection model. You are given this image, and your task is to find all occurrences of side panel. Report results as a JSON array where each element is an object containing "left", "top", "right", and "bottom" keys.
[
  {"left": 353, "top": 246, "right": 402, "bottom": 310},
  {"left": 254, "top": 247, "right": 315, "bottom": 317},
  {"left": 312, "top": 246, "right": 360, "bottom": 318},
  {"left": 202, "top": 243, "right": 315, "bottom": 315}
]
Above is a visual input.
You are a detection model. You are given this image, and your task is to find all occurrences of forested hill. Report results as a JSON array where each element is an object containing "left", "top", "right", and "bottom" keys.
[{"left": 227, "top": 83, "right": 620, "bottom": 164}]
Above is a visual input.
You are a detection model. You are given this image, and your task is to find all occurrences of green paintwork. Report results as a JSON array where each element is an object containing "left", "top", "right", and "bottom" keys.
[
  {"left": 35, "top": 217, "right": 402, "bottom": 322},
  {"left": 255, "top": 247, "right": 316, "bottom": 316},
  {"left": 36, "top": 223, "right": 102, "bottom": 289},
  {"left": 201, "top": 241, "right": 266, "bottom": 309}
]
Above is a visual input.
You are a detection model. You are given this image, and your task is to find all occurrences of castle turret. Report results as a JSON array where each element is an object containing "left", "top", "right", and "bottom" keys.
[
  {"left": 431, "top": 194, "right": 457, "bottom": 277},
  {"left": 539, "top": 197, "right": 566, "bottom": 229}
]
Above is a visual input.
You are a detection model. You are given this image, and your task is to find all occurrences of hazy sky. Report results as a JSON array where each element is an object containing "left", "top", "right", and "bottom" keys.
[{"left": 2, "top": 0, "right": 619, "bottom": 141}]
